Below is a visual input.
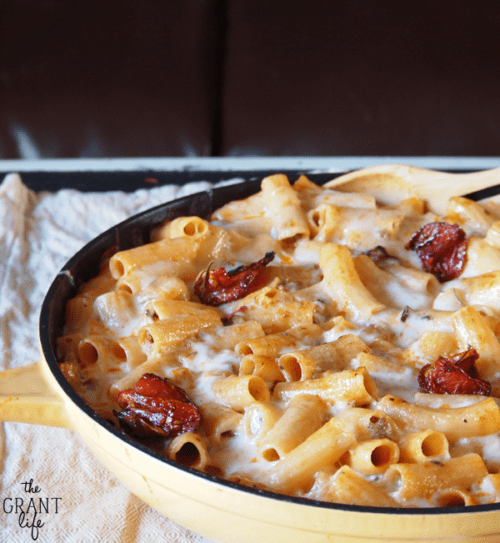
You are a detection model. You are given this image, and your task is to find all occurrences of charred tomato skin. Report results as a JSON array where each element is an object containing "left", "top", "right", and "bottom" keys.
[
  {"left": 418, "top": 349, "right": 491, "bottom": 396},
  {"left": 194, "top": 252, "right": 275, "bottom": 306},
  {"left": 406, "top": 222, "right": 467, "bottom": 282},
  {"left": 114, "top": 373, "right": 201, "bottom": 438}
]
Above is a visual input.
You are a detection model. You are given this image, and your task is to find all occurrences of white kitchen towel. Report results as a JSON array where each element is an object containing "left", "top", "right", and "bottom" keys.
[{"left": 0, "top": 173, "right": 217, "bottom": 543}]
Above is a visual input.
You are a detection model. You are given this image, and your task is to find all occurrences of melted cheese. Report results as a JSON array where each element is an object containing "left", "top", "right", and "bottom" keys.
[{"left": 59, "top": 174, "right": 500, "bottom": 508}]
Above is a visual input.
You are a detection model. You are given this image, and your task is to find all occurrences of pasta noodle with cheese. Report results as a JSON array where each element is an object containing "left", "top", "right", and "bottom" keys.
[{"left": 57, "top": 169, "right": 500, "bottom": 509}]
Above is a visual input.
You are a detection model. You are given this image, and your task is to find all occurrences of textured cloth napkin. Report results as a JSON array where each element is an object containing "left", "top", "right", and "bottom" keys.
[{"left": 0, "top": 173, "right": 217, "bottom": 543}]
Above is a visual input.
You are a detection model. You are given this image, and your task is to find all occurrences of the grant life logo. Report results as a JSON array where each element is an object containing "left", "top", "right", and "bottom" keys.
[{"left": 2, "top": 479, "right": 62, "bottom": 540}]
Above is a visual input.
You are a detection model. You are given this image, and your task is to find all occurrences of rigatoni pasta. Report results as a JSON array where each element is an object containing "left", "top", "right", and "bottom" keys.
[{"left": 58, "top": 169, "right": 500, "bottom": 509}]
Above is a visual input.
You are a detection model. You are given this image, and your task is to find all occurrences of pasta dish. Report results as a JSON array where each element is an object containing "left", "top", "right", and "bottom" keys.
[{"left": 57, "top": 172, "right": 500, "bottom": 508}]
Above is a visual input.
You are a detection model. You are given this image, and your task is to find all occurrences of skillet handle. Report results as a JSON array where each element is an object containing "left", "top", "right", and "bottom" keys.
[{"left": 0, "top": 360, "right": 71, "bottom": 428}]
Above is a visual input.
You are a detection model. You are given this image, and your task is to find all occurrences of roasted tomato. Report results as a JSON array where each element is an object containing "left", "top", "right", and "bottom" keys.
[
  {"left": 418, "top": 348, "right": 491, "bottom": 396},
  {"left": 406, "top": 222, "right": 467, "bottom": 282},
  {"left": 194, "top": 252, "right": 275, "bottom": 306},
  {"left": 114, "top": 373, "right": 201, "bottom": 438}
]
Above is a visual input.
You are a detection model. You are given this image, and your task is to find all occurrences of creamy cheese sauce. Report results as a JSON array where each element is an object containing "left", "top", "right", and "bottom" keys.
[{"left": 58, "top": 175, "right": 500, "bottom": 508}]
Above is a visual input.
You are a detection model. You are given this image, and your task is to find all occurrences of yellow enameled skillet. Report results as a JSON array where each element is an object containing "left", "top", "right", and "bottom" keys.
[{"left": 2, "top": 167, "right": 500, "bottom": 543}]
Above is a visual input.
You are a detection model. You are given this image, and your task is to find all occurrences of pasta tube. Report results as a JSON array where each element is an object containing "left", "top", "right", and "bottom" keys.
[
  {"left": 239, "top": 354, "right": 284, "bottom": 383},
  {"left": 346, "top": 438, "right": 400, "bottom": 475},
  {"left": 109, "top": 237, "right": 201, "bottom": 279},
  {"left": 385, "top": 453, "right": 487, "bottom": 502},
  {"left": 277, "top": 334, "right": 370, "bottom": 380},
  {"left": 155, "top": 216, "right": 210, "bottom": 240},
  {"left": 167, "top": 432, "right": 210, "bottom": 470},
  {"left": 266, "top": 418, "right": 355, "bottom": 493},
  {"left": 258, "top": 394, "right": 328, "bottom": 461},
  {"left": 138, "top": 312, "right": 221, "bottom": 355},
  {"left": 453, "top": 306, "right": 500, "bottom": 382},
  {"left": 320, "top": 243, "right": 386, "bottom": 322},
  {"left": 323, "top": 465, "right": 398, "bottom": 507},
  {"left": 242, "top": 402, "right": 282, "bottom": 446},
  {"left": 236, "top": 324, "right": 323, "bottom": 357},
  {"left": 377, "top": 395, "right": 500, "bottom": 442},
  {"left": 398, "top": 430, "right": 450, "bottom": 463},
  {"left": 212, "top": 375, "right": 271, "bottom": 412},
  {"left": 273, "top": 367, "right": 378, "bottom": 406},
  {"left": 261, "top": 174, "right": 310, "bottom": 240},
  {"left": 200, "top": 403, "right": 243, "bottom": 445}
]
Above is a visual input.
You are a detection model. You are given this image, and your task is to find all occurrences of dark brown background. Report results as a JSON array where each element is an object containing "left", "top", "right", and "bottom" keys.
[{"left": 2, "top": 0, "right": 499, "bottom": 158}]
